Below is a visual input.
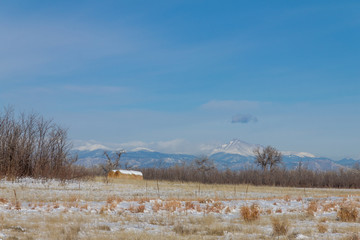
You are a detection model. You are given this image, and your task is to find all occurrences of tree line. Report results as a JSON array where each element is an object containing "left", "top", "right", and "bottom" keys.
[{"left": 141, "top": 148, "right": 360, "bottom": 189}]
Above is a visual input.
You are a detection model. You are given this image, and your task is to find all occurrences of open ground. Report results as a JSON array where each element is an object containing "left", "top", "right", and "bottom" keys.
[{"left": 0, "top": 178, "right": 359, "bottom": 240}]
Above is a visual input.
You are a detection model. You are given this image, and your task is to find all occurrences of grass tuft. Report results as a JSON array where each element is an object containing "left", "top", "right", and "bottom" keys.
[
  {"left": 317, "top": 223, "right": 327, "bottom": 233},
  {"left": 271, "top": 216, "right": 290, "bottom": 236},
  {"left": 337, "top": 204, "right": 358, "bottom": 222},
  {"left": 240, "top": 203, "right": 260, "bottom": 222}
]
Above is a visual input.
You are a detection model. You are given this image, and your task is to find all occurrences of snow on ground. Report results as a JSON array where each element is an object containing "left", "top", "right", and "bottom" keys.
[{"left": 0, "top": 178, "right": 359, "bottom": 239}]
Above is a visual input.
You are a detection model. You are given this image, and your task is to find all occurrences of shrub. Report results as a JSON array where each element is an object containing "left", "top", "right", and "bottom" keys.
[
  {"left": 271, "top": 216, "right": 290, "bottom": 236},
  {"left": 337, "top": 204, "right": 358, "bottom": 222},
  {"left": 240, "top": 204, "right": 260, "bottom": 222},
  {"left": 317, "top": 223, "right": 327, "bottom": 233}
]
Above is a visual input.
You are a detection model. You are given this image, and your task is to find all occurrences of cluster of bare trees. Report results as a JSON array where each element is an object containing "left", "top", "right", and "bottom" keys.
[
  {"left": 142, "top": 156, "right": 360, "bottom": 189},
  {"left": 0, "top": 107, "right": 77, "bottom": 179}
]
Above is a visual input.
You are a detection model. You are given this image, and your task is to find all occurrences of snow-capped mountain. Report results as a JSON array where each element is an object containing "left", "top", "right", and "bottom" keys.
[
  {"left": 72, "top": 139, "right": 358, "bottom": 171},
  {"left": 211, "top": 139, "right": 316, "bottom": 158},
  {"left": 211, "top": 139, "right": 261, "bottom": 156}
]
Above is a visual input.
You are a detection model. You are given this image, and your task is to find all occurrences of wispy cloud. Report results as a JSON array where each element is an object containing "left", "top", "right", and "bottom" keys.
[
  {"left": 63, "top": 85, "right": 128, "bottom": 95},
  {"left": 0, "top": 18, "right": 141, "bottom": 80},
  {"left": 231, "top": 114, "right": 258, "bottom": 124},
  {"left": 201, "top": 100, "right": 259, "bottom": 111},
  {"left": 73, "top": 139, "right": 211, "bottom": 155}
]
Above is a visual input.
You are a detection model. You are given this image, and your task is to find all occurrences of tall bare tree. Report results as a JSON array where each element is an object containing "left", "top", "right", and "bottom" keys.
[
  {"left": 102, "top": 150, "right": 125, "bottom": 182},
  {"left": 254, "top": 146, "right": 282, "bottom": 171}
]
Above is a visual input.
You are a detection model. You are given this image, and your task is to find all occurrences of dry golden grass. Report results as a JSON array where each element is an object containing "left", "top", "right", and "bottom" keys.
[
  {"left": 323, "top": 201, "right": 337, "bottom": 212},
  {"left": 136, "top": 204, "right": 145, "bottom": 213},
  {"left": 271, "top": 216, "right": 290, "bottom": 236},
  {"left": 185, "top": 201, "right": 195, "bottom": 210},
  {"left": 342, "top": 233, "right": 360, "bottom": 240},
  {"left": 164, "top": 200, "right": 182, "bottom": 212},
  {"left": 1, "top": 178, "right": 360, "bottom": 239},
  {"left": 337, "top": 204, "right": 358, "bottom": 222},
  {"left": 240, "top": 203, "right": 260, "bottom": 222},
  {"left": 306, "top": 200, "right": 318, "bottom": 216},
  {"left": 317, "top": 223, "right": 328, "bottom": 233},
  {"left": 106, "top": 195, "right": 122, "bottom": 204},
  {"left": 152, "top": 201, "right": 163, "bottom": 212}
]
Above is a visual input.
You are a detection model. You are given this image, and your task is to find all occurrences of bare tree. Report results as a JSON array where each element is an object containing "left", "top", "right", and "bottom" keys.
[
  {"left": 102, "top": 150, "right": 125, "bottom": 182},
  {"left": 254, "top": 146, "right": 282, "bottom": 171},
  {"left": 193, "top": 156, "right": 215, "bottom": 195},
  {"left": 194, "top": 156, "right": 215, "bottom": 179}
]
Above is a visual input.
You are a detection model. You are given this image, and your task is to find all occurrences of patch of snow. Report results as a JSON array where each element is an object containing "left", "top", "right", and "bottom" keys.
[
  {"left": 296, "top": 234, "right": 309, "bottom": 239},
  {"left": 282, "top": 151, "right": 315, "bottom": 158},
  {"left": 0, "top": 232, "right": 6, "bottom": 240}
]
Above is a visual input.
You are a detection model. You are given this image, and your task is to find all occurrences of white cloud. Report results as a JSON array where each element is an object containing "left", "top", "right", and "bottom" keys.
[{"left": 72, "top": 139, "right": 212, "bottom": 155}]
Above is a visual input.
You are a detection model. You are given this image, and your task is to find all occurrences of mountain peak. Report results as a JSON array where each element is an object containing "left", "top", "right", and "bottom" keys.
[
  {"left": 74, "top": 143, "right": 111, "bottom": 151},
  {"left": 211, "top": 139, "right": 261, "bottom": 156}
]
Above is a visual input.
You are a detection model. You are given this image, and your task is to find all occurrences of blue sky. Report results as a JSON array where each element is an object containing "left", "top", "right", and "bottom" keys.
[{"left": 1, "top": 1, "right": 359, "bottom": 159}]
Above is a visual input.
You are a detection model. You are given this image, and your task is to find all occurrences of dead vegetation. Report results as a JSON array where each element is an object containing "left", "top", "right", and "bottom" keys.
[
  {"left": 337, "top": 204, "right": 359, "bottom": 222},
  {"left": 271, "top": 216, "right": 290, "bottom": 236},
  {"left": 0, "top": 177, "right": 359, "bottom": 239},
  {"left": 240, "top": 203, "right": 260, "bottom": 222}
]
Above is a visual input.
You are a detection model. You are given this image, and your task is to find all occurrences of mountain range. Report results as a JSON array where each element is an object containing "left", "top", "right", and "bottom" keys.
[{"left": 73, "top": 139, "right": 360, "bottom": 171}]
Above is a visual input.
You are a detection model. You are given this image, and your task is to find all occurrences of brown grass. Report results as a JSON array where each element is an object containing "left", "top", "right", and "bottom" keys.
[
  {"left": 164, "top": 200, "right": 181, "bottom": 212},
  {"left": 343, "top": 233, "right": 360, "bottom": 240},
  {"left": 271, "top": 216, "right": 290, "bottom": 236},
  {"left": 284, "top": 195, "right": 291, "bottom": 202},
  {"left": 317, "top": 223, "right": 328, "bottom": 233},
  {"left": 136, "top": 204, "right": 145, "bottom": 213},
  {"left": 152, "top": 201, "right": 163, "bottom": 212},
  {"left": 240, "top": 204, "right": 260, "bottom": 222},
  {"left": 185, "top": 201, "right": 195, "bottom": 210},
  {"left": 322, "top": 201, "right": 337, "bottom": 212},
  {"left": 206, "top": 201, "right": 225, "bottom": 213},
  {"left": 337, "top": 204, "right": 358, "bottom": 222},
  {"left": 306, "top": 200, "right": 318, "bottom": 216},
  {"left": 106, "top": 195, "right": 122, "bottom": 204}
]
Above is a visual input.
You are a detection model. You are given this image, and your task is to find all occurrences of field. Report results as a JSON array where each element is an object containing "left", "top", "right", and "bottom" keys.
[{"left": 0, "top": 178, "right": 359, "bottom": 240}]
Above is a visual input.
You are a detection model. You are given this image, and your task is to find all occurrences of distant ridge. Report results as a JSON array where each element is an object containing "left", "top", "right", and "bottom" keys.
[{"left": 72, "top": 139, "right": 359, "bottom": 171}]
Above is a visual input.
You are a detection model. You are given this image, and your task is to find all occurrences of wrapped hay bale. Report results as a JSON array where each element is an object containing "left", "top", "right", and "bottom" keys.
[{"left": 108, "top": 169, "right": 143, "bottom": 180}]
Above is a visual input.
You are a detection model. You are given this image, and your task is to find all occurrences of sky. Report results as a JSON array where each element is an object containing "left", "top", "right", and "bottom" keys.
[{"left": 0, "top": 1, "right": 359, "bottom": 159}]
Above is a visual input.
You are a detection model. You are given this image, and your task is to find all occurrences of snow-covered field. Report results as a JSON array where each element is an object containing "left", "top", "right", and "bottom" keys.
[{"left": 0, "top": 178, "right": 359, "bottom": 239}]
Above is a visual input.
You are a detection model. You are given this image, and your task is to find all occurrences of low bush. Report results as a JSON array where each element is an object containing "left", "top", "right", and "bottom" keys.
[
  {"left": 271, "top": 216, "right": 290, "bottom": 236},
  {"left": 337, "top": 204, "right": 358, "bottom": 222},
  {"left": 240, "top": 204, "right": 260, "bottom": 222}
]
